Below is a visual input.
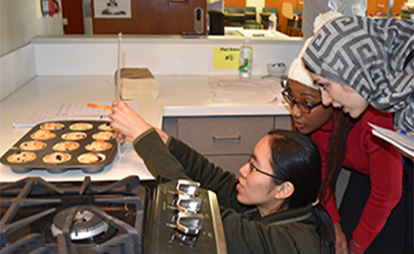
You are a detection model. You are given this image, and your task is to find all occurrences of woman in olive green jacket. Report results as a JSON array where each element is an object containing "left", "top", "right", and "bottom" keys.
[{"left": 109, "top": 100, "right": 335, "bottom": 254}]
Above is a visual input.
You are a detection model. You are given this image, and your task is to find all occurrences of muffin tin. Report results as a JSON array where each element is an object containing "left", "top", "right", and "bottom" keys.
[{"left": 0, "top": 120, "right": 117, "bottom": 174}]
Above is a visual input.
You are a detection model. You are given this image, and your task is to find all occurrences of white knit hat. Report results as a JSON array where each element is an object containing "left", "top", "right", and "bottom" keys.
[{"left": 287, "top": 37, "right": 318, "bottom": 90}]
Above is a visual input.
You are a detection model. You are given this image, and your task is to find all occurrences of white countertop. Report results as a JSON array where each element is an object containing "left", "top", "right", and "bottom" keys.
[{"left": 0, "top": 75, "right": 289, "bottom": 182}]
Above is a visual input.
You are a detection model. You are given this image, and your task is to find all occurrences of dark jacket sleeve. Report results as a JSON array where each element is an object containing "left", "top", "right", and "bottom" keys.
[{"left": 133, "top": 128, "right": 247, "bottom": 211}]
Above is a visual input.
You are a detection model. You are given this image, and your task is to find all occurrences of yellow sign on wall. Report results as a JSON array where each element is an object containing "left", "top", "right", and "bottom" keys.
[{"left": 213, "top": 47, "right": 239, "bottom": 69}]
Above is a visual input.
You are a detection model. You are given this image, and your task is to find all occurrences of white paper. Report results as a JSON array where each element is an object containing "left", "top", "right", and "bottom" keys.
[
  {"left": 369, "top": 123, "right": 414, "bottom": 157},
  {"left": 209, "top": 78, "right": 281, "bottom": 103},
  {"left": 13, "top": 108, "right": 58, "bottom": 128},
  {"left": 94, "top": 0, "right": 131, "bottom": 18},
  {"left": 55, "top": 102, "right": 111, "bottom": 118},
  {"left": 13, "top": 101, "right": 116, "bottom": 128}
]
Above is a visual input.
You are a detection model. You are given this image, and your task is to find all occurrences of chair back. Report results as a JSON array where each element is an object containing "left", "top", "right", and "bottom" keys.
[
  {"left": 281, "top": 2, "right": 294, "bottom": 20},
  {"left": 208, "top": 10, "right": 225, "bottom": 35},
  {"left": 243, "top": 6, "right": 257, "bottom": 22},
  {"left": 262, "top": 7, "right": 278, "bottom": 15}
]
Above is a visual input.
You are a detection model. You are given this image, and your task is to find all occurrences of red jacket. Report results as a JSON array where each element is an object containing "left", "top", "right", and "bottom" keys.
[{"left": 311, "top": 106, "right": 403, "bottom": 251}]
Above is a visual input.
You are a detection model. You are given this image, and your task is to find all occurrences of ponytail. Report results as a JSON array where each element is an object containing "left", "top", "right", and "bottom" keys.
[
  {"left": 311, "top": 201, "right": 335, "bottom": 254},
  {"left": 319, "top": 110, "right": 355, "bottom": 203}
]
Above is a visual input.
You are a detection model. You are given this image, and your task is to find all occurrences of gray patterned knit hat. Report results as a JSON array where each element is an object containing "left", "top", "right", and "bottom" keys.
[{"left": 302, "top": 15, "right": 414, "bottom": 131}]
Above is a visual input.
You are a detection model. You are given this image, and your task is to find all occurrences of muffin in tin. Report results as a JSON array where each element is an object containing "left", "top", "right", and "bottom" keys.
[
  {"left": 85, "top": 140, "right": 112, "bottom": 152},
  {"left": 30, "top": 129, "right": 56, "bottom": 140},
  {"left": 78, "top": 152, "right": 106, "bottom": 164},
  {"left": 7, "top": 151, "right": 37, "bottom": 164},
  {"left": 19, "top": 140, "right": 47, "bottom": 151},
  {"left": 92, "top": 131, "right": 115, "bottom": 140},
  {"left": 53, "top": 141, "right": 80, "bottom": 152},
  {"left": 69, "top": 123, "right": 93, "bottom": 131},
  {"left": 43, "top": 152, "right": 72, "bottom": 164},
  {"left": 61, "top": 132, "right": 87, "bottom": 141},
  {"left": 40, "top": 122, "right": 65, "bottom": 130},
  {"left": 98, "top": 122, "right": 113, "bottom": 131}
]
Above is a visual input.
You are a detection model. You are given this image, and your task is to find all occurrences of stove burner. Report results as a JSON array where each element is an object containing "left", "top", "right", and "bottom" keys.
[
  {"left": 0, "top": 176, "right": 226, "bottom": 254},
  {"left": 51, "top": 205, "right": 109, "bottom": 241}
]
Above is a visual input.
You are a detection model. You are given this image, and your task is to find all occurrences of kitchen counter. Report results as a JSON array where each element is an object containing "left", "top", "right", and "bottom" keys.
[{"left": 0, "top": 75, "right": 289, "bottom": 182}]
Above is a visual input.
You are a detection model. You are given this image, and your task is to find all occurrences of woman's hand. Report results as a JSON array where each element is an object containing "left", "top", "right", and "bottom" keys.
[
  {"left": 109, "top": 100, "right": 152, "bottom": 141},
  {"left": 334, "top": 222, "right": 349, "bottom": 254}
]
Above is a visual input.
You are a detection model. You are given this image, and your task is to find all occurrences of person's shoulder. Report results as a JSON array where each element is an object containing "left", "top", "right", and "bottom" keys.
[{"left": 357, "top": 106, "right": 393, "bottom": 126}]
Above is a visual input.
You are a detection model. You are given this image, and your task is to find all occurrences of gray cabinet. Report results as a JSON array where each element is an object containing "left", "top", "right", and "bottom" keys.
[{"left": 162, "top": 115, "right": 291, "bottom": 177}]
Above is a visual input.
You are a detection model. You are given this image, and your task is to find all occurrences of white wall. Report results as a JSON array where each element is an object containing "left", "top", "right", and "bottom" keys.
[
  {"left": 31, "top": 37, "right": 303, "bottom": 76},
  {"left": 0, "top": 0, "right": 62, "bottom": 101},
  {"left": 0, "top": 44, "right": 37, "bottom": 101},
  {"left": 0, "top": 0, "right": 62, "bottom": 56}
]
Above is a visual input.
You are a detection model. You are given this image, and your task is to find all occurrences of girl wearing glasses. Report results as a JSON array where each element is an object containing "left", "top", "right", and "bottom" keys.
[
  {"left": 109, "top": 100, "right": 335, "bottom": 254},
  {"left": 285, "top": 40, "right": 405, "bottom": 254}
]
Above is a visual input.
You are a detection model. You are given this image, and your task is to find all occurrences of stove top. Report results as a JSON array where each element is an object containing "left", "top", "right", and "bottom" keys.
[
  {"left": 0, "top": 176, "right": 226, "bottom": 254},
  {"left": 0, "top": 176, "right": 147, "bottom": 253}
]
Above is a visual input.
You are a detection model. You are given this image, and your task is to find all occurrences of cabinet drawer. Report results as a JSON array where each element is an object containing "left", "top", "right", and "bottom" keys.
[
  {"left": 205, "top": 154, "right": 249, "bottom": 178},
  {"left": 177, "top": 116, "right": 274, "bottom": 154},
  {"left": 274, "top": 115, "right": 292, "bottom": 130}
]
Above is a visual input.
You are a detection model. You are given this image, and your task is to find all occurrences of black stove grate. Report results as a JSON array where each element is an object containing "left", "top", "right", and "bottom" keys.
[{"left": 0, "top": 176, "right": 147, "bottom": 254}]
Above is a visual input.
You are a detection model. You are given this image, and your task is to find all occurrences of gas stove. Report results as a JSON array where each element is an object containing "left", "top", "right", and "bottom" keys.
[{"left": 0, "top": 176, "right": 226, "bottom": 254}]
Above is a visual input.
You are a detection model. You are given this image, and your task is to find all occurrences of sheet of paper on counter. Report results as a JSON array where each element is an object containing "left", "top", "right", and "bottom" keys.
[
  {"left": 209, "top": 77, "right": 281, "bottom": 103},
  {"left": 13, "top": 101, "right": 139, "bottom": 128}
]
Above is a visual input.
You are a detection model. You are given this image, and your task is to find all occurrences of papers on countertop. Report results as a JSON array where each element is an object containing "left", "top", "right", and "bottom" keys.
[
  {"left": 369, "top": 123, "right": 414, "bottom": 157},
  {"left": 13, "top": 102, "right": 135, "bottom": 128},
  {"left": 55, "top": 102, "right": 111, "bottom": 118},
  {"left": 12, "top": 109, "right": 58, "bottom": 128},
  {"left": 209, "top": 77, "right": 282, "bottom": 103}
]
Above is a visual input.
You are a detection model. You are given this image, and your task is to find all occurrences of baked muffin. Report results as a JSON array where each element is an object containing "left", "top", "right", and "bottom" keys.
[
  {"left": 7, "top": 151, "right": 37, "bottom": 164},
  {"left": 43, "top": 152, "right": 71, "bottom": 164},
  {"left": 53, "top": 141, "right": 80, "bottom": 152},
  {"left": 92, "top": 131, "right": 115, "bottom": 140},
  {"left": 19, "top": 140, "right": 47, "bottom": 151},
  {"left": 98, "top": 122, "right": 113, "bottom": 131},
  {"left": 85, "top": 140, "right": 112, "bottom": 152},
  {"left": 30, "top": 129, "right": 56, "bottom": 140},
  {"left": 61, "top": 132, "right": 87, "bottom": 141},
  {"left": 40, "top": 122, "right": 65, "bottom": 130},
  {"left": 69, "top": 123, "right": 93, "bottom": 131},
  {"left": 78, "top": 152, "right": 106, "bottom": 164}
]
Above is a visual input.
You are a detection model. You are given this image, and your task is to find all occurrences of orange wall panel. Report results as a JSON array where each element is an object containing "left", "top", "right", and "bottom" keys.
[{"left": 224, "top": 0, "right": 246, "bottom": 8}]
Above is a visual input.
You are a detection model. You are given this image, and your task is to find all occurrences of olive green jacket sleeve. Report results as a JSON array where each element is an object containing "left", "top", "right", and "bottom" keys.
[{"left": 133, "top": 128, "right": 246, "bottom": 210}]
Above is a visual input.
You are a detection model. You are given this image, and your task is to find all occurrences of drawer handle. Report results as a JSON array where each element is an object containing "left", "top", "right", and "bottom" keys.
[
  {"left": 378, "top": 4, "right": 385, "bottom": 8},
  {"left": 212, "top": 135, "right": 241, "bottom": 141}
]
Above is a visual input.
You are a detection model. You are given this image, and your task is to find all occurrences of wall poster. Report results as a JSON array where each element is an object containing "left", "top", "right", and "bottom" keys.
[{"left": 94, "top": 0, "right": 131, "bottom": 18}]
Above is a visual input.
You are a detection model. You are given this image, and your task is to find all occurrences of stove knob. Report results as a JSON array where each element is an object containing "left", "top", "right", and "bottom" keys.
[
  {"left": 176, "top": 179, "right": 200, "bottom": 197},
  {"left": 177, "top": 196, "right": 202, "bottom": 213},
  {"left": 176, "top": 212, "right": 204, "bottom": 235}
]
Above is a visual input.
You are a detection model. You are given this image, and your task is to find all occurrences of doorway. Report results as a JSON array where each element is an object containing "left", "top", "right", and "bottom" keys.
[{"left": 61, "top": 0, "right": 85, "bottom": 34}]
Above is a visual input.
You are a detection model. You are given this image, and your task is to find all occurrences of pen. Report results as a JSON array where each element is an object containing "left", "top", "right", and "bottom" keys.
[{"left": 85, "top": 103, "right": 112, "bottom": 110}]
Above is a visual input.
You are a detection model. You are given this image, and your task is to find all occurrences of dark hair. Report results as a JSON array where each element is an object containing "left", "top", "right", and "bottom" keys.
[
  {"left": 267, "top": 129, "right": 335, "bottom": 253},
  {"left": 319, "top": 109, "right": 355, "bottom": 203}
]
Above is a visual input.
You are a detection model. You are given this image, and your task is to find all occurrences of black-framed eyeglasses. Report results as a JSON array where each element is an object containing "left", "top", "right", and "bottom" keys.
[
  {"left": 282, "top": 88, "right": 322, "bottom": 114},
  {"left": 248, "top": 158, "right": 282, "bottom": 182}
]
